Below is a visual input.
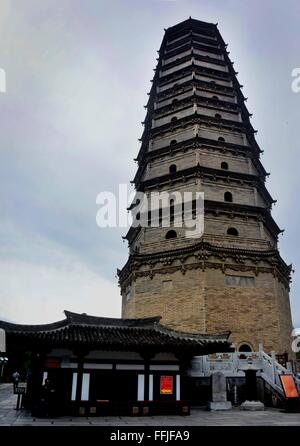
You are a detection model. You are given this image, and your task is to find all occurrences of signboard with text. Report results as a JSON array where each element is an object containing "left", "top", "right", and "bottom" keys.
[
  {"left": 279, "top": 374, "right": 299, "bottom": 398},
  {"left": 44, "top": 357, "right": 61, "bottom": 368},
  {"left": 160, "top": 375, "right": 173, "bottom": 395},
  {"left": 14, "top": 386, "right": 27, "bottom": 395}
]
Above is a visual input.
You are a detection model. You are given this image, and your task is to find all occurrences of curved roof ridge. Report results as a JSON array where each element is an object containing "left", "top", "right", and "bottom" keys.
[
  {"left": 0, "top": 318, "right": 68, "bottom": 332},
  {"left": 0, "top": 312, "right": 163, "bottom": 332},
  {"left": 64, "top": 310, "right": 161, "bottom": 327},
  {"left": 155, "top": 323, "right": 230, "bottom": 340}
]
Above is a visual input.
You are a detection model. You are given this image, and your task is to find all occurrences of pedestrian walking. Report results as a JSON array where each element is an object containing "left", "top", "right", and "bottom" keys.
[{"left": 12, "top": 371, "right": 20, "bottom": 392}]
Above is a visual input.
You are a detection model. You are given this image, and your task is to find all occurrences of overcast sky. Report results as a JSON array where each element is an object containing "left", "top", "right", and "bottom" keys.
[{"left": 0, "top": 0, "right": 299, "bottom": 328}]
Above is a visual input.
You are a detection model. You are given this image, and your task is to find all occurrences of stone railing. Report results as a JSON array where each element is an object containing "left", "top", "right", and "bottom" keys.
[
  {"left": 188, "top": 346, "right": 298, "bottom": 398},
  {"left": 189, "top": 351, "right": 261, "bottom": 378},
  {"left": 259, "top": 351, "right": 286, "bottom": 396}
]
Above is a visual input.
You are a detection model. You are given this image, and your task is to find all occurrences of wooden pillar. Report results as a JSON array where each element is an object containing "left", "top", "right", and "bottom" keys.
[
  {"left": 144, "top": 359, "right": 149, "bottom": 402},
  {"left": 175, "top": 352, "right": 193, "bottom": 401},
  {"left": 75, "top": 354, "right": 84, "bottom": 403},
  {"left": 141, "top": 350, "right": 155, "bottom": 402},
  {"left": 28, "top": 350, "right": 46, "bottom": 414},
  {"left": 72, "top": 348, "right": 90, "bottom": 412}
]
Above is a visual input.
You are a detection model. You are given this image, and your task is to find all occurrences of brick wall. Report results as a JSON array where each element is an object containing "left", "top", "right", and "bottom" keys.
[{"left": 122, "top": 265, "right": 293, "bottom": 356}]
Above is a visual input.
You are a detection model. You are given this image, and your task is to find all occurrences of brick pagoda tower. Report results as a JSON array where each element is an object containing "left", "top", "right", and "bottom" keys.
[{"left": 118, "top": 18, "right": 293, "bottom": 355}]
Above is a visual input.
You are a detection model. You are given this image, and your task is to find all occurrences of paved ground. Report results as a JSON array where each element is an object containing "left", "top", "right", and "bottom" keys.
[{"left": 0, "top": 383, "right": 300, "bottom": 426}]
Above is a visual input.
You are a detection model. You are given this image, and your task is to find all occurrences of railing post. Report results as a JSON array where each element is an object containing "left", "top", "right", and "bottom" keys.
[
  {"left": 233, "top": 351, "right": 239, "bottom": 374},
  {"left": 270, "top": 351, "right": 277, "bottom": 385},
  {"left": 257, "top": 345, "right": 264, "bottom": 377}
]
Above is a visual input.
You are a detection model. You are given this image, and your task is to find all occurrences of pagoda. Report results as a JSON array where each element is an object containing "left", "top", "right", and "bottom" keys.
[{"left": 118, "top": 18, "right": 293, "bottom": 356}]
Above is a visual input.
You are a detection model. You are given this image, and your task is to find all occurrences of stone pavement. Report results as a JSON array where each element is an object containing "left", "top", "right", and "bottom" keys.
[{"left": 1, "top": 383, "right": 300, "bottom": 426}]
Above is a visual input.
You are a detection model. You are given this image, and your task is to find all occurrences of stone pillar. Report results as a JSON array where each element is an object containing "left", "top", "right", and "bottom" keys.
[
  {"left": 245, "top": 369, "right": 258, "bottom": 401},
  {"left": 239, "top": 366, "right": 264, "bottom": 411},
  {"left": 207, "top": 371, "right": 232, "bottom": 410}
]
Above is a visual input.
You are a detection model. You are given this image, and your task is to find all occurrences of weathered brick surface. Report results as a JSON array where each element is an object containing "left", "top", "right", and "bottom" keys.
[{"left": 122, "top": 266, "right": 293, "bottom": 356}]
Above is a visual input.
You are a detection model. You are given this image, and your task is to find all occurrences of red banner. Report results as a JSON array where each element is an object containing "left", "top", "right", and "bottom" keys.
[
  {"left": 44, "top": 357, "right": 61, "bottom": 369},
  {"left": 160, "top": 375, "right": 173, "bottom": 395}
]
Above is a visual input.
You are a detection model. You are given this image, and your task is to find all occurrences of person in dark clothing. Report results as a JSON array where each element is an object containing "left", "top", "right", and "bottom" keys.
[
  {"left": 12, "top": 371, "right": 20, "bottom": 392},
  {"left": 40, "top": 379, "right": 56, "bottom": 417}
]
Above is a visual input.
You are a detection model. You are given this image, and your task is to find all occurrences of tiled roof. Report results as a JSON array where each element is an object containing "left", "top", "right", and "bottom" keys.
[{"left": 0, "top": 310, "right": 231, "bottom": 354}]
